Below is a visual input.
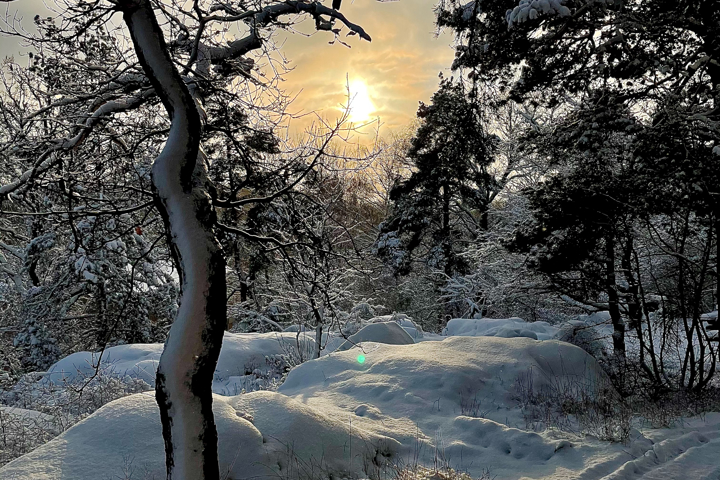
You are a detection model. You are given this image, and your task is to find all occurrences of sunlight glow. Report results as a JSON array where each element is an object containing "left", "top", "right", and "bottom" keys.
[
  {"left": 346, "top": 79, "right": 376, "bottom": 123},
  {"left": 357, "top": 354, "right": 366, "bottom": 364}
]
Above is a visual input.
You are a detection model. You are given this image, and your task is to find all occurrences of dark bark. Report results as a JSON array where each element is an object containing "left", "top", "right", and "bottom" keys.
[
  {"left": 442, "top": 183, "right": 452, "bottom": 278},
  {"left": 27, "top": 259, "right": 40, "bottom": 286},
  {"left": 119, "top": 0, "right": 227, "bottom": 478},
  {"left": 605, "top": 235, "right": 626, "bottom": 360}
]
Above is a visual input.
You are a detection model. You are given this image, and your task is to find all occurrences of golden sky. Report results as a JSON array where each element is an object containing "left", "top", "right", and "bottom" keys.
[
  {"left": 272, "top": 0, "right": 456, "bottom": 139},
  {"left": 1, "top": 0, "right": 455, "bottom": 139}
]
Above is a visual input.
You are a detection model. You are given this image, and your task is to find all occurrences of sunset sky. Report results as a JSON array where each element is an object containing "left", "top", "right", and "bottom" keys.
[
  {"left": 273, "top": 0, "right": 456, "bottom": 138},
  {"left": 0, "top": 0, "right": 456, "bottom": 139}
]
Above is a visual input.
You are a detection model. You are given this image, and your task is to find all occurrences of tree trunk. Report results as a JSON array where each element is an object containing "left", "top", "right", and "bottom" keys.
[
  {"left": 120, "top": 1, "right": 226, "bottom": 478},
  {"left": 605, "top": 235, "right": 626, "bottom": 360},
  {"left": 442, "top": 183, "right": 452, "bottom": 277},
  {"left": 715, "top": 210, "right": 720, "bottom": 312}
]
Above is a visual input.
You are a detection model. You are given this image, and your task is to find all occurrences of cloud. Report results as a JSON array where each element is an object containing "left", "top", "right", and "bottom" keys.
[
  {"left": 0, "top": 0, "right": 454, "bottom": 140},
  {"left": 273, "top": 0, "right": 455, "bottom": 137}
]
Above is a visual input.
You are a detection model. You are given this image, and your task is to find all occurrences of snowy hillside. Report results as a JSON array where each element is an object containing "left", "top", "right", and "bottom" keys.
[{"left": 2, "top": 322, "right": 720, "bottom": 480}]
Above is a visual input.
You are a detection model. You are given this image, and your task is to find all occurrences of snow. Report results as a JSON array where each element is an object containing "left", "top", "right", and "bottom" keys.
[
  {"left": 0, "top": 391, "right": 399, "bottom": 480},
  {"left": 41, "top": 332, "right": 315, "bottom": 395},
  {"left": 506, "top": 0, "right": 572, "bottom": 28},
  {"left": 369, "top": 314, "right": 425, "bottom": 340},
  {"left": 4, "top": 324, "right": 720, "bottom": 479},
  {"left": 0, "top": 406, "right": 57, "bottom": 433},
  {"left": 335, "top": 321, "right": 415, "bottom": 352},
  {"left": 443, "top": 317, "right": 559, "bottom": 340},
  {"left": 602, "top": 427, "right": 720, "bottom": 480},
  {"left": 43, "top": 343, "right": 163, "bottom": 386}
]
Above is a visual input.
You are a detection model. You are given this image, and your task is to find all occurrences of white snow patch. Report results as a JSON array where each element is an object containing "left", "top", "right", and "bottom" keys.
[
  {"left": 0, "top": 391, "right": 399, "bottom": 480},
  {"left": 41, "top": 332, "right": 315, "bottom": 395},
  {"left": 335, "top": 321, "right": 415, "bottom": 352},
  {"left": 4, "top": 335, "right": 720, "bottom": 480},
  {"left": 369, "top": 314, "right": 425, "bottom": 340},
  {"left": 443, "top": 317, "right": 558, "bottom": 340}
]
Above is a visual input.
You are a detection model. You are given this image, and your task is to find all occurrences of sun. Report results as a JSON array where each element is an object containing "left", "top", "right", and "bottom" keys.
[{"left": 345, "top": 79, "right": 376, "bottom": 123}]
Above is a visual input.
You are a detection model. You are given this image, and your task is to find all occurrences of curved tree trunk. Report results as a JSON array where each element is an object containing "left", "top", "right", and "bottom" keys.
[{"left": 119, "top": 0, "right": 226, "bottom": 478}]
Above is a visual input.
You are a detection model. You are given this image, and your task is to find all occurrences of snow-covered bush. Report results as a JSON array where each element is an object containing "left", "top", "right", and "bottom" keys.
[
  {"left": 0, "top": 407, "right": 59, "bottom": 467},
  {"left": 350, "top": 301, "right": 377, "bottom": 321},
  {"left": 0, "top": 365, "right": 151, "bottom": 466},
  {"left": 554, "top": 320, "right": 608, "bottom": 359},
  {"left": 228, "top": 303, "right": 283, "bottom": 333},
  {"left": 12, "top": 314, "right": 60, "bottom": 371}
]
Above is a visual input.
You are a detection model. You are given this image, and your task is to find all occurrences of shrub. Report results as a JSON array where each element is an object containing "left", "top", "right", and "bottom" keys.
[{"left": 514, "top": 367, "right": 631, "bottom": 443}]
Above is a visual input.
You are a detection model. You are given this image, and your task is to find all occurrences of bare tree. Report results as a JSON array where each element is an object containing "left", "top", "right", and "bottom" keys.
[{"left": 1, "top": 0, "right": 375, "bottom": 477}]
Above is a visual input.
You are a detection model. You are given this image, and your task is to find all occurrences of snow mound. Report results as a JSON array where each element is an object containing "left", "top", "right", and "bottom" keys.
[
  {"left": 227, "top": 391, "right": 400, "bottom": 476},
  {"left": 0, "top": 406, "right": 56, "bottom": 426},
  {"left": 0, "top": 391, "right": 399, "bottom": 480},
  {"left": 4, "top": 336, "right": 720, "bottom": 479},
  {"left": 41, "top": 332, "right": 315, "bottom": 395},
  {"left": 443, "top": 317, "right": 558, "bottom": 340},
  {"left": 278, "top": 336, "right": 614, "bottom": 478},
  {"left": 553, "top": 312, "right": 618, "bottom": 357},
  {"left": 369, "top": 314, "right": 424, "bottom": 339},
  {"left": 45, "top": 343, "right": 162, "bottom": 385},
  {"left": 335, "top": 321, "right": 414, "bottom": 352},
  {"left": 599, "top": 421, "right": 720, "bottom": 480}
]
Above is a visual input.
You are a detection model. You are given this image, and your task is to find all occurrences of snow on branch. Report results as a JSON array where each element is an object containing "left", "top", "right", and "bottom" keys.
[
  {"left": 461, "top": 1, "right": 481, "bottom": 21},
  {"left": 0, "top": 90, "right": 154, "bottom": 199},
  {"left": 506, "top": 0, "right": 572, "bottom": 28}
]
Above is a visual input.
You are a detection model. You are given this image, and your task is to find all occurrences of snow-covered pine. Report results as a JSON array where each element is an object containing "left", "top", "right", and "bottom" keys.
[{"left": 506, "top": 0, "right": 571, "bottom": 28}]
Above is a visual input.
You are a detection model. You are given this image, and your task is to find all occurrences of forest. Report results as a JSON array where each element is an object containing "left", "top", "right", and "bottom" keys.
[{"left": 1, "top": 0, "right": 720, "bottom": 479}]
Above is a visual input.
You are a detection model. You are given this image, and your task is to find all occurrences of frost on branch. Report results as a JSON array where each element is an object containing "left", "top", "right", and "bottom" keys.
[
  {"left": 506, "top": 0, "right": 572, "bottom": 28},
  {"left": 460, "top": 1, "right": 481, "bottom": 21}
]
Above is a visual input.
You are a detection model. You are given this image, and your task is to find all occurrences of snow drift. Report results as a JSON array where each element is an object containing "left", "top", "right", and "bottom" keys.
[
  {"left": 0, "top": 391, "right": 399, "bottom": 480},
  {"left": 4, "top": 332, "right": 720, "bottom": 480},
  {"left": 0, "top": 336, "right": 612, "bottom": 480},
  {"left": 40, "top": 332, "right": 315, "bottom": 395},
  {"left": 335, "top": 321, "right": 415, "bottom": 351},
  {"left": 443, "top": 317, "right": 558, "bottom": 340}
]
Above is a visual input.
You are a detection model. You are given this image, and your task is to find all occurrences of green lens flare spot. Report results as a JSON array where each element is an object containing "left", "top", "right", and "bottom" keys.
[{"left": 357, "top": 354, "right": 366, "bottom": 364}]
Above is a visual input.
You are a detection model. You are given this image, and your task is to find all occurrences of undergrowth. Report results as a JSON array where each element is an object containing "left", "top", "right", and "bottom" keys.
[
  {"left": 514, "top": 367, "right": 631, "bottom": 443},
  {"left": 0, "top": 366, "right": 151, "bottom": 466}
]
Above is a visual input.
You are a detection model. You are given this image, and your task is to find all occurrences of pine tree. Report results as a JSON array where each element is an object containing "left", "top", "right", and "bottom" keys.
[{"left": 377, "top": 78, "right": 496, "bottom": 277}]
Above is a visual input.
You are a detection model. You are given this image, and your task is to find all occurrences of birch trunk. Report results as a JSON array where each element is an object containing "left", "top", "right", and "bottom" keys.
[{"left": 119, "top": 0, "right": 226, "bottom": 478}]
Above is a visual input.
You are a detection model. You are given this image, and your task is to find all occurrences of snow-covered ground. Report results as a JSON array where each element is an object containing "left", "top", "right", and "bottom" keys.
[
  {"left": 39, "top": 331, "right": 316, "bottom": 396},
  {"left": 2, "top": 317, "right": 720, "bottom": 480},
  {"left": 442, "top": 317, "right": 559, "bottom": 340}
]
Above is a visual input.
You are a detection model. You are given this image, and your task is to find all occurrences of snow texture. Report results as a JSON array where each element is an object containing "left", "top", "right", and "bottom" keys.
[
  {"left": 335, "top": 321, "right": 415, "bottom": 352},
  {"left": 4, "top": 329, "right": 720, "bottom": 480},
  {"left": 443, "top": 317, "right": 558, "bottom": 340},
  {"left": 369, "top": 314, "right": 425, "bottom": 340},
  {"left": 0, "top": 391, "right": 398, "bottom": 480},
  {"left": 0, "top": 406, "right": 58, "bottom": 434},
  {"left": 506, "top": 0, "right": 572, "bottom": 28},
  {"left": 41, "top": 332, "right": 315, "bottom": 396}
]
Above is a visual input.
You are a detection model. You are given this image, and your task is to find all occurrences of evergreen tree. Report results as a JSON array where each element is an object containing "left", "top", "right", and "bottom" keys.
[
  {"left": 436, "top": 0, "right": 720, "bottom": 369},
  {"left": 507, "top": 93, "right": 644, "bottom": 359},
  {"left": 377, "top": 78, "right": 496, "bottom": 277}
]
